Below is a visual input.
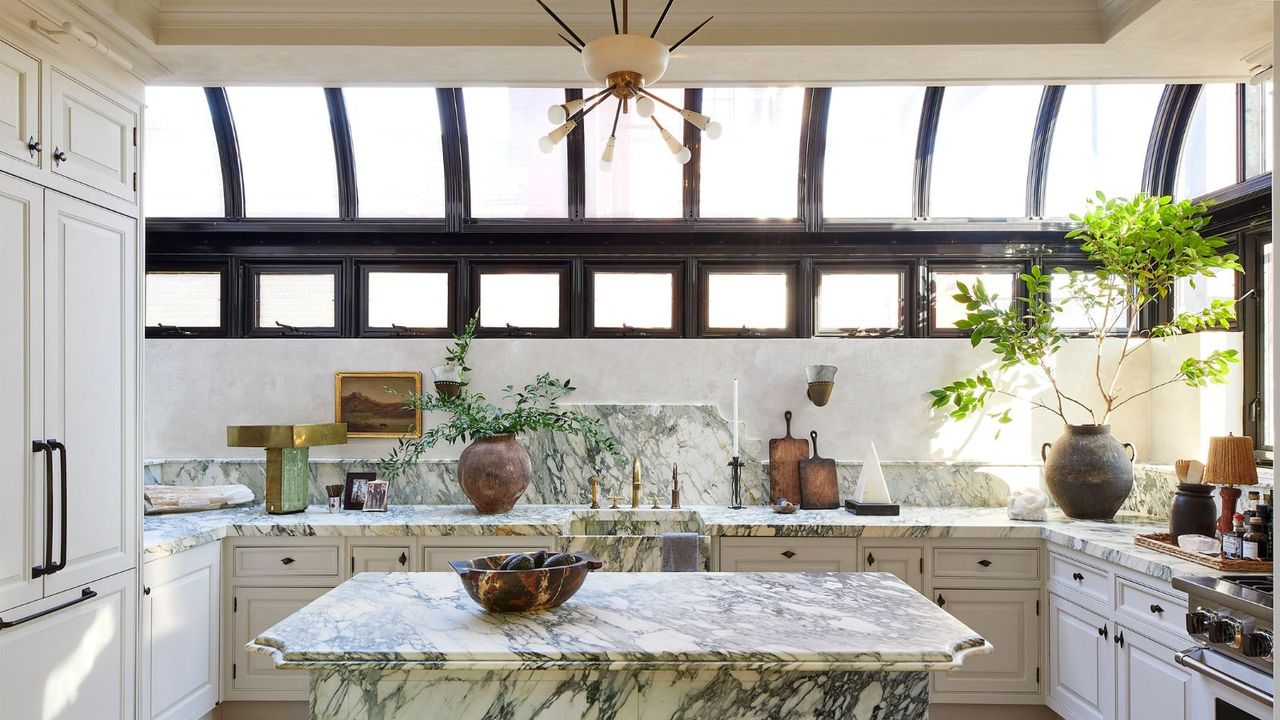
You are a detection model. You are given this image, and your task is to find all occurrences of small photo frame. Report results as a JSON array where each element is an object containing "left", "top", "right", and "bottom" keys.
[
  {"left": 343, "top": 472, "right": 375, "bottom": 510},
  {"left": 335, "top": 372, "right": 423, "bottom": 439},
  {"left": 362, "top": 480, "right": 389, "bottom": 512}
]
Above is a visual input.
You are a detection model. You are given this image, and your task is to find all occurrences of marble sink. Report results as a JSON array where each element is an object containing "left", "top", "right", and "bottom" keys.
[{"left": 558, "top": 509, "right": 710, "bottom": 572}]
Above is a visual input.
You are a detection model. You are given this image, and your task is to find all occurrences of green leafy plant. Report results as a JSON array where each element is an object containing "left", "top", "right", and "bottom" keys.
[
  {"left": 931, "top": 192, "right": 1241, "bottom": 427},
  {"left": 379, "top": 313, "right": 620, "bottom": 478}
]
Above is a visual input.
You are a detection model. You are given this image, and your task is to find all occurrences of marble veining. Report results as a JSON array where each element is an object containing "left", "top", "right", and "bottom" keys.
[
  {"left": 144, "top": 504, "right": 1249, "bottom": 583},
  {"left": 249, "top": 571, "right": 989, "bottom": 671}
]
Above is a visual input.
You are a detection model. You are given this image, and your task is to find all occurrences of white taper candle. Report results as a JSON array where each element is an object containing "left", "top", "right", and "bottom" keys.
[{"left": 732, "top": 378, "right": 739, "bottom": 456}]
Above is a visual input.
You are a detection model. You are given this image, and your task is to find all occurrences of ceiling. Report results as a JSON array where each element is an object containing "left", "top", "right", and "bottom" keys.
[{"left": 8, "top": 0, "right": 1274, "bottom": 85}]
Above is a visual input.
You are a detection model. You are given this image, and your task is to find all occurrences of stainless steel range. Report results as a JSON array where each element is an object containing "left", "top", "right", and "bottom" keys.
[{"left": 1172, "top": 574, "right": 1274, "bottom": 717}]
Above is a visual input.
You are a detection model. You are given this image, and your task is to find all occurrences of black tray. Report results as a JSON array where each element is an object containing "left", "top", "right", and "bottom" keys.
[{"left": 844, "top": 499, "right": 900, "bottom": 516}]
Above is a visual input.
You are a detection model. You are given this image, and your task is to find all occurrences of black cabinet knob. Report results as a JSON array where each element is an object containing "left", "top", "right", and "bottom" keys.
[
  {"left": 866, "top": 552, "right": 875, "bottom": 566},
  {"left": 398, "top": 552, "right": 408, "bottom": 566},
  {"left": 781, "top": 550, "right": 796, "bottom": 559},
  {"left": 143, "top": 586, "right": 151, "bottom": 596},
  {"left": 1149, "top": 604, "right": 1164, "bottom": 614},
  {"left": 281, "top": 556, "right": 295, "bottom": 566},
  {"left": 977, "top": 559, "right": 993, "bottom": 567},
  {"left": 1098, "top": 625, "right": 1108, "bottom": 639},
  {"left": 52, "top": 147, "right": 67, "bottom": 163},
  {"left": 27, "top": 137, "right": 41, "bottom": 156},
  {"left": 937, "top": 594, "right": 946, "bottom": 607},
  {"left": 1114, "top": 631, "right": 1125, "bottom": 648},
  {"left": 1072, "top": 572, "right": 1084, "bottom": 581}
]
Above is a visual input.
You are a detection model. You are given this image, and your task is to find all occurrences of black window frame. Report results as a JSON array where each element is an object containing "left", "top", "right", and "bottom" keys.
[
  {"left": 584, "top": 260, "right": 686, "bottom": 338},
  {"left": 468, "top": 260, "right": 575, "bottom": 338},
  {"left": 812, "top": 261, "right": 912, "bottom": 338},
  {"left": 144, "top": 260, "right": 233, "bottom": 338},
  {"left": 698, "top": 260, "right": 801, "bottom": 338},
  {"left": 244, "top": 261, "right": 347, "bottom": 337},
  {"left": 357, "top": 261, "right": 459, "bottom": 338},
  {"left": 925, "top": 260, "right": 1028, "bottom": 338}
]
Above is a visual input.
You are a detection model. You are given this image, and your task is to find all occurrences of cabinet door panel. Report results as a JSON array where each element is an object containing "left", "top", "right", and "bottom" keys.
[
  {"left": 0, "top": 174, "right": 43, "bottom": 614},
  {"left": 144, "top": 545, "right": 220, "bottom": 720},
  {"left": 49, "top": 71, "right": 136, "bottom": 201},
  {"left": 42, "top": 193, "right": 137, "bottom": 595},
  {"left": 1048, "top": 593, "right": 1113, "bottom": 720},
  {"left": 0, "top": 571, "right": 136, "bottom": 720},
  {"left": 0, "top": 41, "right": 39, "bottom": 165},
  {"left": 860, "top": 546, "right": 923, "bottom": 591},
  {"left": 352, "top": 545, "right": 412, "bottom": 573},
  {"left": 932, "top": 588, "right": 1039, "bottom": 695},
  {"left": 1116, "top": 626, "right": 1190, "bottom": 720},
  {"left": 231, "top": 586, "right": 328, "bottom": 698}
]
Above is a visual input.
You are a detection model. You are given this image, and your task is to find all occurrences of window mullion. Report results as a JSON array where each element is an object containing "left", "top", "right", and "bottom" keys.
[
  {"left": 913, "top": 87, "right": 944, "bottom": 219},
  {"left": 205, "top": 87, "right": 244, "bottom": 219},
  {"left": 325, "top": 88, "right": 358, "bottom": 220},
  {"left": 1026, "top": 85, "right": 1064, "bottom": 219}
]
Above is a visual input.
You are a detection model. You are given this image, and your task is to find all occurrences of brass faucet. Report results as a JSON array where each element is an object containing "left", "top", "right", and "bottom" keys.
[
  {"left": 589, "top": 475, "right": 600, "bottom": 509},
  {"left": 670, "top": 463, "right": 681, "bottom": 509},
  {"left": 631, "top": 458, "right": 642, "bottom": 509}
]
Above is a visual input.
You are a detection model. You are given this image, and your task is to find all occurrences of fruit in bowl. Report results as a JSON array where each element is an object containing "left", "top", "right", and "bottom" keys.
[{"left": 449, "top": 551, "right": 603, "bottom": 612}]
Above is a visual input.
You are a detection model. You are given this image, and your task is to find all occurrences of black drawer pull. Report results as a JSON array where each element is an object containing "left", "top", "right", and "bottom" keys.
[
  {"left": 781, "top": 550, "right": 796, "bottom": 559},
  {"left": 1150, "top": 604, "right": 1164, "bottom": 614},
  {"left": 399, "top": 552, "right": 408, "bottom": 566},
  {"left": 1072, "top": 572, "right": 1084, "bottom": 581},
  {"left": 281, "top": 557, "right": 295, "bottom": 566},
  {"left": 937, "top": 593, "right": 946, "bottom": 607},
  {"left": 0, "top": 588, "right": 96, "bottom": 630},
  {"left": 977, "top": 559, "right": 993, "bottom": 567},
  {"left": 866, "top": 552, "right": 875, "bottom": 566},
  {"left": 143, "top": 586, "right": 151, "bottom": 596},
  {"left": 1099, "top": 625, "right": 1109, "bottom": 639},
  {"left": 1114, "top": 630, "right": 1125, "bottom": 648}
]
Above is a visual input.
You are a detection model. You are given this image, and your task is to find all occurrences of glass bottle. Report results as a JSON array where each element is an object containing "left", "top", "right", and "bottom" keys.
[
  {"left": 1222, "top": 514, "right": 1244, "bottom": 559},
  {"left": 1242, "top": 517, "right": 1265, "bottom": 560}
]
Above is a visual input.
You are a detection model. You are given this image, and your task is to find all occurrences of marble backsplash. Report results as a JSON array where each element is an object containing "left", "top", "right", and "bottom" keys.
[{"left": 145, "top": 404, "right": 1264, "bottom": 520}]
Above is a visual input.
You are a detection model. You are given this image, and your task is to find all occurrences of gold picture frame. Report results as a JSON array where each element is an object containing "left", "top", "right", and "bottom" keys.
[{"left": 335, "top": 372, "right": 423, "bottom": 439}]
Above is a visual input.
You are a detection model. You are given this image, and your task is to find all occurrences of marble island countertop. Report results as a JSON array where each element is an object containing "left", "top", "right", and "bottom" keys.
[
  {"left": 144, "top": 503, "right": 1247, "bottom": 583},
  {"left": 248, "top": 571, "right": 990, "bottom": 672}
]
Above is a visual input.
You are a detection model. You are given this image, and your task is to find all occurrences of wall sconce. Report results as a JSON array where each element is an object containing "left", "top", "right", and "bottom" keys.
[{"left": 805, "top": 365, "right": 837, "bottom": 407}]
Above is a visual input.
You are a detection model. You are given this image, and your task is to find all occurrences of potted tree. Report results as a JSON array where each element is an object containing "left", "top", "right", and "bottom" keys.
[
  {"left": 380, "top": 315, "right": 619, "bottom": 514},
  {"left": 931, "top": 193, "right": 1241, "bottom": 520}
]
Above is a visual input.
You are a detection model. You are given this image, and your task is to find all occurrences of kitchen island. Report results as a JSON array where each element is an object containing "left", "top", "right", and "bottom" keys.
[{"left": 249, "top": 570, "right": 989, "bottom": 720}]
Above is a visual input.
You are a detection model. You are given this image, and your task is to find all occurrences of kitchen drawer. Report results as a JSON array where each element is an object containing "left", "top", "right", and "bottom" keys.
[
  {"left": 233, "top": 545, "right": 340, "bottom": 578},
  {"left": 932, "top": 546, "right": 1039, "bottom": 580},
  {"left": 718, "top": 537, "right": 858, "bottom": 572},
  {"left": 422, "top": 539, "right": 552, "bottom": 571},
  {"left": 1115, "top": 576, "right": 1184, "bottom": 639},
  {"left": 1048, "top": 552, "right": 1110, "bottom": 606}
]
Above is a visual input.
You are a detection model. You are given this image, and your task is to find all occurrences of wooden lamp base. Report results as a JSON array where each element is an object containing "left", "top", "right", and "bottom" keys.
[{"left": 1216, "top": 485, "right": 1241, "bottom": 536}]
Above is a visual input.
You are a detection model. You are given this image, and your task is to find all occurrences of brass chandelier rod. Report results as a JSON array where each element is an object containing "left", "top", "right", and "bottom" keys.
[{"left": 626, "top": 83, "right": 680, "bottom": 113}]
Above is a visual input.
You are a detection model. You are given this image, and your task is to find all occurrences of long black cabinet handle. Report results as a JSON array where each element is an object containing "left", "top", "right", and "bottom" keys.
[
  {"left": 31, "top": 441, "right": 54, "bottom": 579},
  {"left": 0, "top": 588, "right": 96, "bottom": 630},
  {"left": 47, "top": 440, "right": 68, "bottom": 574}
]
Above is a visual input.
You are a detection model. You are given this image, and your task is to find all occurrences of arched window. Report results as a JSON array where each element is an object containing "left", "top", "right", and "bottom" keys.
[
  {"left": 464, "top": 88, "right": 569, "bottom": 218},
  {"left": 1043, "top": 84, "right": 1164, "bottom": 217},
  {"left": 584, "top": 88, "right": 685, "bottom": 218},
  {"left": 1175, "top": 83, "right": 1240, "bottom": 199},
  {"left": 929, "top": 85, "right": 1043, "bottom": 218},
  {"left": 823, "top": 86, "right": 925, "bottom": 219},
  {"left": 143, "top": 87, "right": 224, "bottom": 217},
  {"left": 343, "top": 88, "right": 446, "bottom": 218},
  {"left": 698, "top": 87, "right": 805, "bottom": 219},
  {"left": 226, "top": 87, "right": 339, "bottom": 217}
]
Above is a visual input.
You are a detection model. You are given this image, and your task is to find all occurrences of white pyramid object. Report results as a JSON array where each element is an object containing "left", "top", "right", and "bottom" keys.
[{"left": 854, "top": 442, "right": 892, "bottom": 504}]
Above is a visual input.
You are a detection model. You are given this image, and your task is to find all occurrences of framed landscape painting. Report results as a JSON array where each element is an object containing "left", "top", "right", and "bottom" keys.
[{"left": 335, "top": 372, "right": 422, "bottom": 438}]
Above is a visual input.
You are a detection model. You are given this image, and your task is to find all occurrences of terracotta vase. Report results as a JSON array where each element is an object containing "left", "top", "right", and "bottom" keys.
[
  {"left": 1041, "top": 424, "right": 1135, "bottom": 520},
  {"left": 458, "top": 434, "right": 531, "bottom": 514}
]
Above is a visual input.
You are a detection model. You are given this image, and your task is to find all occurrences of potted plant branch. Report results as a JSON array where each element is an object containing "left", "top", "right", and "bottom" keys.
[
  {"left": 930, "top": 193, "right": 1241, "bottom": 519},
  {"left": 380, "top": 314, "right": 619, "bottom": 514}
]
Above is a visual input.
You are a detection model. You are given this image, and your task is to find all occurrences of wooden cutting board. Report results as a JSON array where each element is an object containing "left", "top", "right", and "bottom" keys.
[
  {"left": 799, "top": 430, "right": 839, "bottom": 509},
  {"left": 768, "top": 411, "right": 808, "bottom": 505}
]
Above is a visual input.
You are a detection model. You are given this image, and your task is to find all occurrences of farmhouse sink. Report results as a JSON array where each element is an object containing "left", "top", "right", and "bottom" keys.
[
  {"left": 558, "top": 510, "right": 709, "bottom": 572},
  {"left": 566, "top": 509, "right": 704, "bottom": 536}
]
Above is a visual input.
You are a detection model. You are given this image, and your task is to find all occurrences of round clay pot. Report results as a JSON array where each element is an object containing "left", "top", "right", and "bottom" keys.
[
  {"left": 1168, "top": 483, "right": 1217, "bottom": 541},
  {"left": 1041, "top": 424, "right": 1135, "bottom": 521},
  {"left": 458, "top": 434, "right": 531, "bottom": 514}
]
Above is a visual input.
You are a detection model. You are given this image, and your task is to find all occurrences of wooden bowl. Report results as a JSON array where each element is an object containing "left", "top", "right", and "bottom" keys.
[{"left": 449, "top": 552, "right": 602, "bottom": 613}]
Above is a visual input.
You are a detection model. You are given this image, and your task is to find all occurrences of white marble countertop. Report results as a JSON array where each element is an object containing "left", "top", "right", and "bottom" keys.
[
  {"left": 143, "top": 503, "right": 1252, "bottom": 583},
  {"left": 247, "top": 571, "right": 990, "bottom": 672}
]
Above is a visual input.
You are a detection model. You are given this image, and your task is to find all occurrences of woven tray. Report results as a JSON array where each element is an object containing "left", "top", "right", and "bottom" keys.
[{"left": 1134, "top": 533, "right": 1273, "bottom": 573}]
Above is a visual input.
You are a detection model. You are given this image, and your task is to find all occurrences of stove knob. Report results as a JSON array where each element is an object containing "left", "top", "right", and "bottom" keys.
[
  {"left": 1185, "top": 610, "right": 1214, "bottom": 635},
  {"left": 1208, "top": 619, "right": 1238, "bottom": 644},
  {"left": 1239, "top": 631, "right": 1273, "bottom": 659}
]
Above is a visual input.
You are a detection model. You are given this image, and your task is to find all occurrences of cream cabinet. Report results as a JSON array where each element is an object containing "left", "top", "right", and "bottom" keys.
[
  {"left": 930, "top": 588, "right": 1040, "bottom": 698},
  {"left": 0, "top": 41, "right": 39, "bottom": 166},
  {"left": 352, "top": 544, "right": 413, "bottom": 573},
  {"left": 717, "top": 537, "right": 859, "bottom": 571},
  {"left": 421, "top": 537, "right": 553, "bottom": 571},
  {"left": 0, "top": 570, "right": 136, "bottom": 720},
  {"left": 1048, "top": 592, "right": 1114, "bottom": 720},
  {"left": 858, "top": 543, "right": 924, "bottom": 591},
  {"left": 229, "top": 585, "right": 329, "bottom": 698},
  {"left": 143, "top": 543, "right": 220, "bottom": 720},
  {"left": 48, "top": 70, "right": 136, "bottom": 202},
  {"left": 1114, "top": 624, "right": 1191, "bottom": 720}
]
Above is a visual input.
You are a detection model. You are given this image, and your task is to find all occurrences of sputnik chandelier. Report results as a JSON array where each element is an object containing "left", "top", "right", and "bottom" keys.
[{"left": 535, "top": 0, "right": 722, "bottom": 169}]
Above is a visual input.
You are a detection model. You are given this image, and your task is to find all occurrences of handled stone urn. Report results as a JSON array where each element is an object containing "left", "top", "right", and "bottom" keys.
[
  {"left": 1041, "top": 424, "right": 1135, "bottom": 520},
  {"left": 458, "top": 434, "right": 531, "bottom": 514}
]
